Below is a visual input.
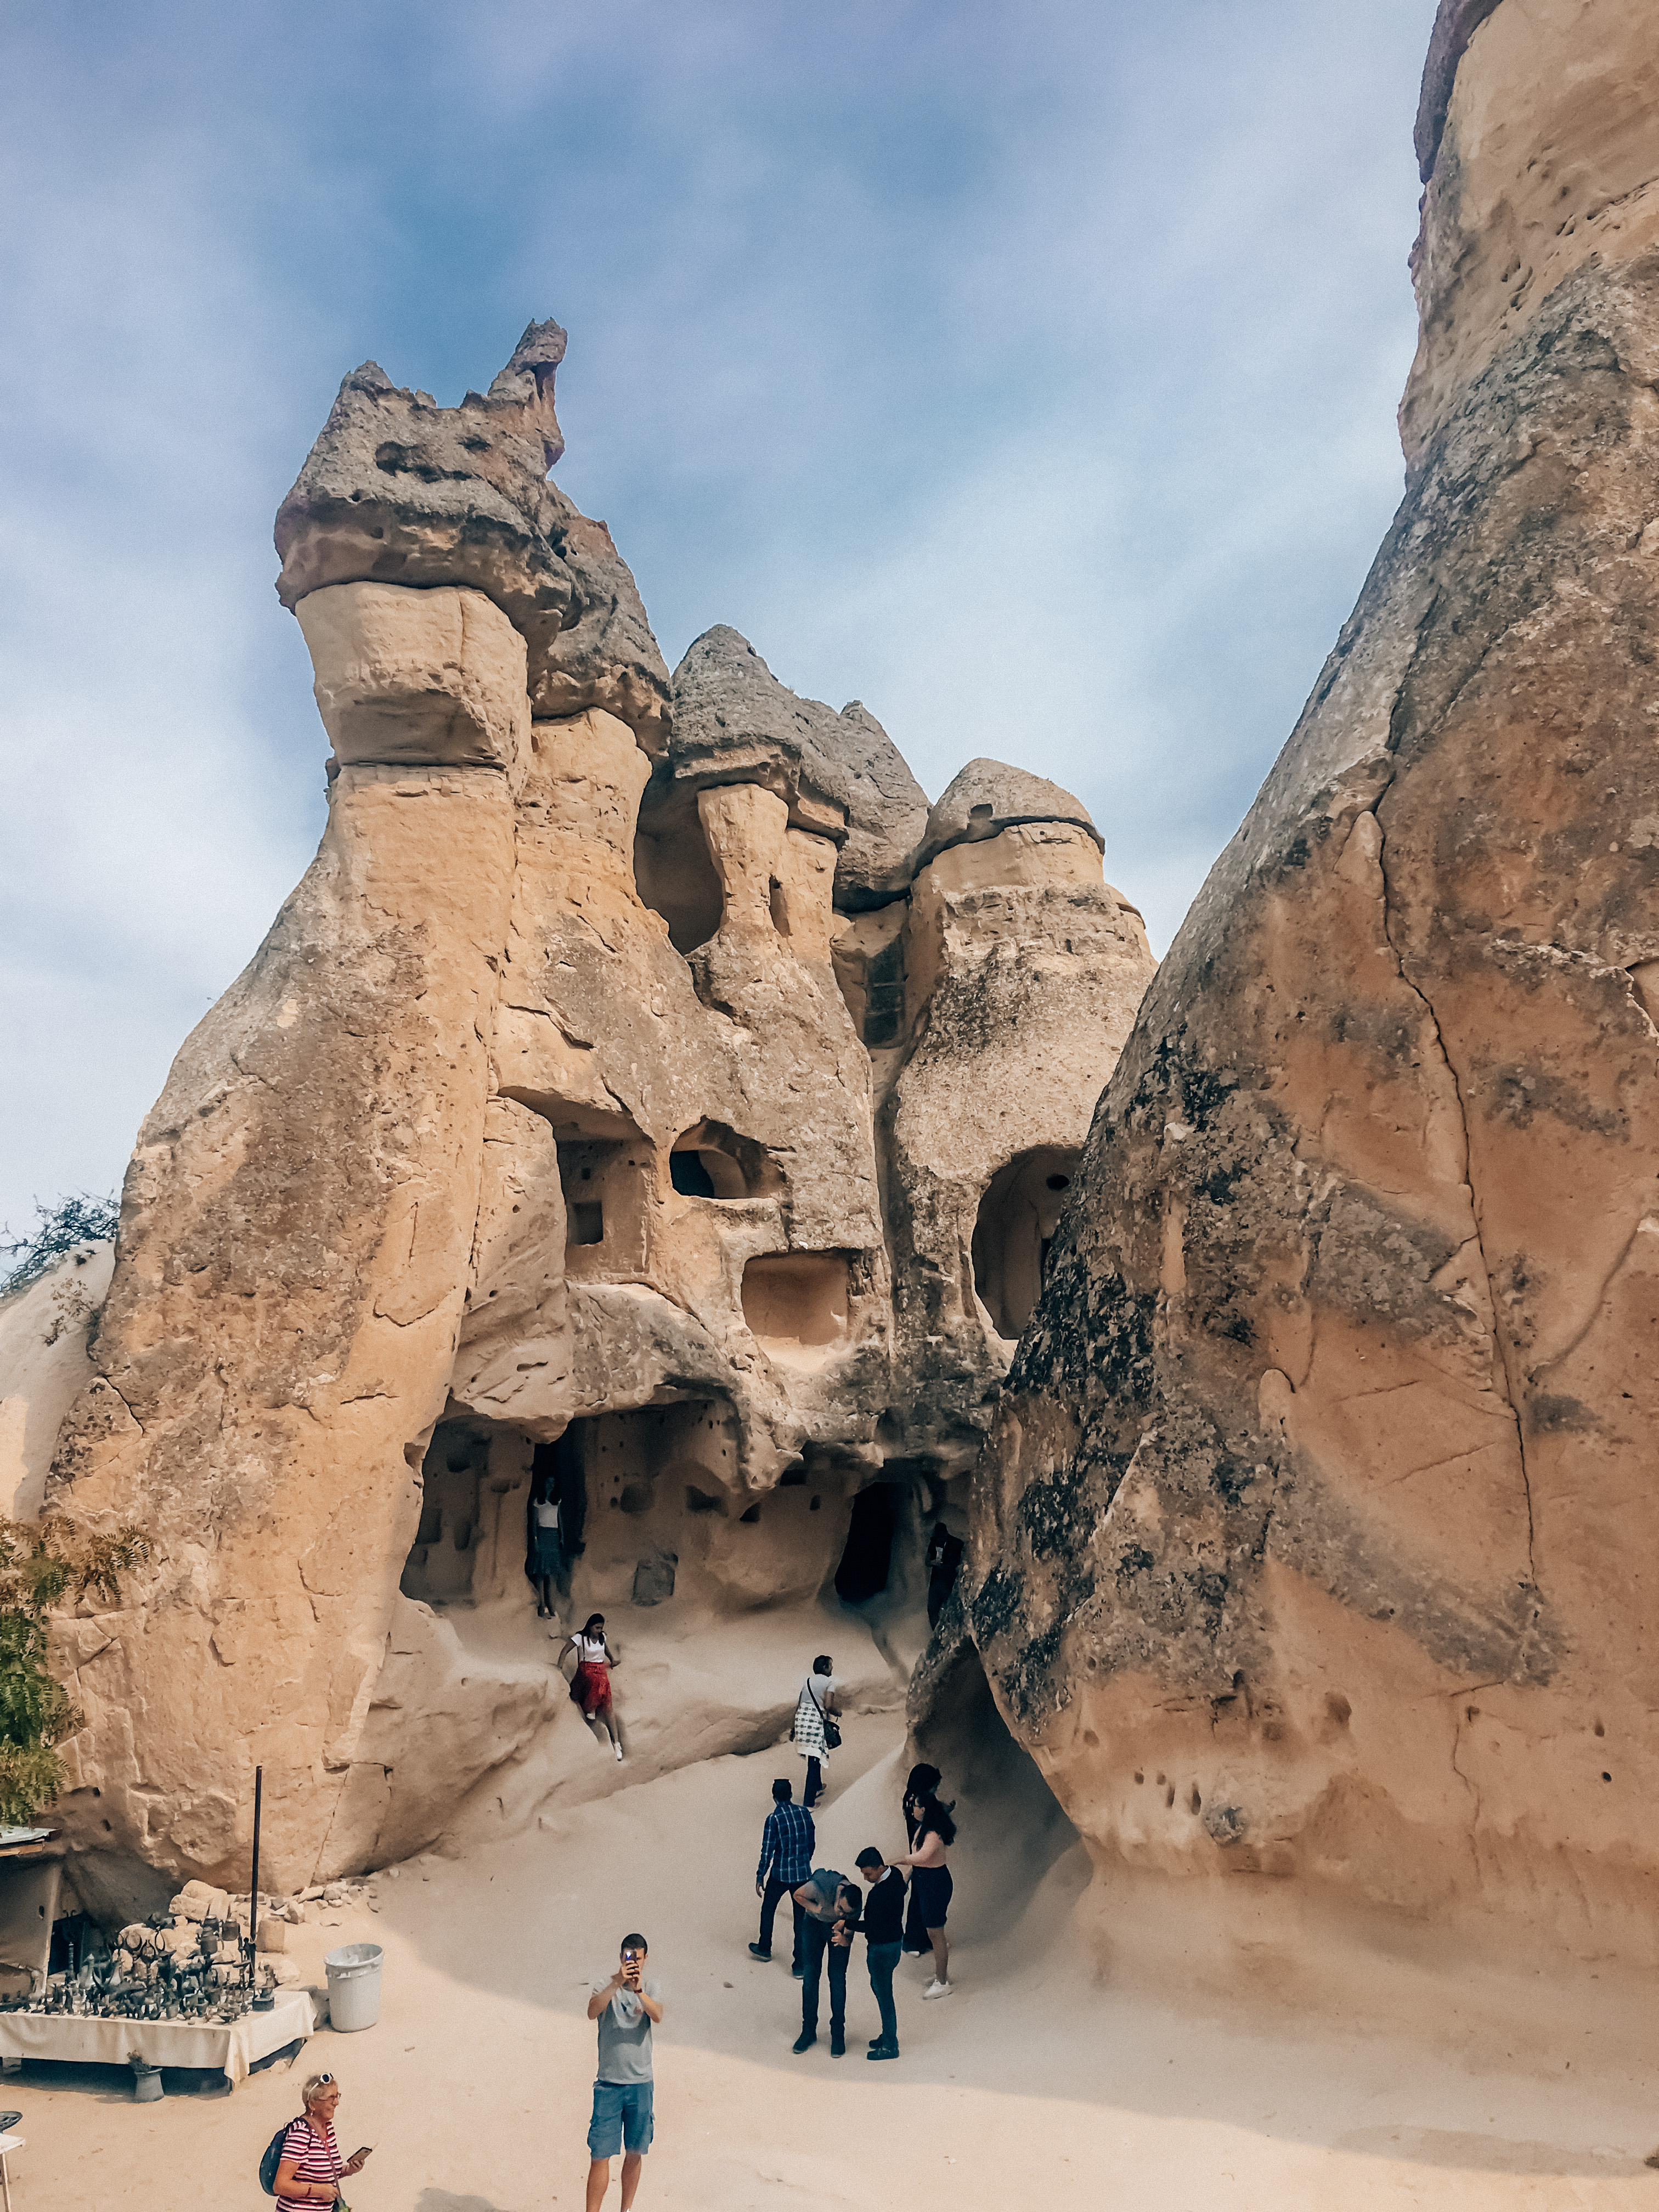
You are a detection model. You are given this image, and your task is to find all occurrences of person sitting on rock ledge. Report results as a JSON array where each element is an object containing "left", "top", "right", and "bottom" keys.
[{"left": 563, "top": 1613, "right": 624, "bottom": 1760}]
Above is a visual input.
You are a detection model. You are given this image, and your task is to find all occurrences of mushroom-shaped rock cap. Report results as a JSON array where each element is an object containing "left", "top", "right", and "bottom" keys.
[
  {"left": 916, "top": 758, "right": 1102, "bottom": 872},
  {"left": 274, "top": 317, "right": 670, "bottom": 747},
  {"left": 663, "top": 626, "right": 928, "bottom": 908}
]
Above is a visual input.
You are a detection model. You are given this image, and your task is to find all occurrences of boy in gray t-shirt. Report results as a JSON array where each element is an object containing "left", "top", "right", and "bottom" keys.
[{"left": 585, "top": 1935, "right": 664, "bottom": 2208}]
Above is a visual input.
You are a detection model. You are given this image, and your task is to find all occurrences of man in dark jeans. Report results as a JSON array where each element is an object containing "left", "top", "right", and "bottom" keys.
[
  {"left": 749, "top": 1777, "right": 814, "bottom": 1972},
  {"left": 790, "top": 1865, "right": 853, "bottom": 2057},
  {"left": 856, "top": 1847, "right": 906, "bottom": 2059}
]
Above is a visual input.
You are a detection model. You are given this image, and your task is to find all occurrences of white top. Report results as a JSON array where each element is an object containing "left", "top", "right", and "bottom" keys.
[
  {"left": 571, "top": 1634, "right": 608, "bottom": 1664},
  {"left": 533, "top": 1498, "right": 560, "bottom": 1527}
]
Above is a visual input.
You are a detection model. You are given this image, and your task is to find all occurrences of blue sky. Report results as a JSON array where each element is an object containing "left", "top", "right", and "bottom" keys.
[{"left": 0, "top": 0, "right": 1438, "bottom": 1237}]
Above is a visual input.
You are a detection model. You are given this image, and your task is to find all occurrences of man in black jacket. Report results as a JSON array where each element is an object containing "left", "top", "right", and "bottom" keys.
[{"left": 855, "top": 1847, "right": 907, "bottom": 2059}]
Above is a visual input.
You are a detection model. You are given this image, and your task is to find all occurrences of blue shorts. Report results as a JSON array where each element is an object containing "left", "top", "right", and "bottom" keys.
[{"left": 589, "top": 2079, "right": 653, "bottom": 2159}]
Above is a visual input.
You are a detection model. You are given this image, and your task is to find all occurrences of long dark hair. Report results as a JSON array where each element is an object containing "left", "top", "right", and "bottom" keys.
[
  {"left": 912, "top": 1793, "right": 956, "bottom": 1847},
  {"left": 581, "top": 1613, "right": 606, "bottom": 1639},
  {"left": 904, "top": 1763, "right": 942, "bottom": 1844}
]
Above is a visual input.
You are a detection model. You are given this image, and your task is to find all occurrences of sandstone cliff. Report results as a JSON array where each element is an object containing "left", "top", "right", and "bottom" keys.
[
  {"left": 27, "top": 330, "right": 1153, "bottom": 1892},
  {"left": 922, "top": 0, "right": 1659, "bottom": 1974}
]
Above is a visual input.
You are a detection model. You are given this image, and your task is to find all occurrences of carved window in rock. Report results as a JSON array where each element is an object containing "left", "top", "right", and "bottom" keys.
[
  {"left": 668, "top": 1120, "right": 783, "bottom": 1201},
  {"left": 970, "top": 1146, "right": 1080, "bottom": 1341},
  {"left": 633, "top": 785, "right": 724, "bottom": 953}
]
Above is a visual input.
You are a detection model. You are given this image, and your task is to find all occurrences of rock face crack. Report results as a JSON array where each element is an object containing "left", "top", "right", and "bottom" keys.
[{"left": 1374, "top": 818, "right": 1538, "bottom": 1587}]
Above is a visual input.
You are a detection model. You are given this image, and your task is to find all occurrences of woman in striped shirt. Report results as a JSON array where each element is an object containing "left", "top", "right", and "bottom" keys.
[{"left": 274, "top": 2074, "right": 370, "bottom": 2208}]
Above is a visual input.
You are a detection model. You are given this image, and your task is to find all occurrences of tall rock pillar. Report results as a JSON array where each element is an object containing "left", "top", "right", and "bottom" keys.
[{"left": 48, "top": 584, "right": 526, "bottom": 1886}]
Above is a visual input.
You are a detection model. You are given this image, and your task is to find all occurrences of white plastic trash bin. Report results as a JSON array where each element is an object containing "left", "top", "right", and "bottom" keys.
[{"left": 324, "top": 1943, "right": 383, "bottom": 2032}]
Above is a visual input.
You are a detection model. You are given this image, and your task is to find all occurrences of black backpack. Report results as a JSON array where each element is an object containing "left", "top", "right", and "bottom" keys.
[{"left": 259, "top": 2121, "right": 297, "bottom": 2196}]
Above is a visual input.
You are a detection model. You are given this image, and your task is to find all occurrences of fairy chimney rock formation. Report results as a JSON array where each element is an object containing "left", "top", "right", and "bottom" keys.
[
  {"left": 29, "top": 325, "right": 1155, "bottom": 1895},
  {"left": 921, "top": 0, "right": 1659, "bottom": 1980}
]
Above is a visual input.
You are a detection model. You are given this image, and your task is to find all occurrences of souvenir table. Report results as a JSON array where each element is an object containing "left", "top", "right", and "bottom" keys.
[{"left": 0, "top": 1984, "right": 314, "bottom": 2085}]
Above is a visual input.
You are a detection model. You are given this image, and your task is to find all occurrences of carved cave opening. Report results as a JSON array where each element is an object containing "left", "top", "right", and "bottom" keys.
[
  {"left": 556, "top": 1134, "right": 650, "bottom": 1269},
  {"left": 971, "top": 1146, "right": 1080, "bottom": 1339},
  {"left": 634, "top": 791, "right": 724, "bottom": 954},
  {"left": 669, "top": 1120, "right": 783, "bottom": 1200},
  {"left": 834, "top": 1481, "right": 897, "bottom": 1604},
  {"left": 830, "top": 907, "right": 906, "bottom": 1048},
  {"left": 402, "top": 1418, "right": 537, "bottom": 1609}
]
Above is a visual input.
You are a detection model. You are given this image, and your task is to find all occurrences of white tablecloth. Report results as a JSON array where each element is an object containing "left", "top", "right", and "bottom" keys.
[{"left": 0, "top": 1985, "right": 314, "bottom": 2084}]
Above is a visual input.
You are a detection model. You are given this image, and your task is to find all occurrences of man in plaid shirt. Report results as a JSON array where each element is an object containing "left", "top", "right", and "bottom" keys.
[{"left": 749, "top": 1777, "right": 815, "bottom": 1972}]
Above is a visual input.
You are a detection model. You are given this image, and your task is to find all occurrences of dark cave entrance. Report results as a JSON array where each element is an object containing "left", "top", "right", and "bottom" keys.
[
  {"left": 834, "top": 1481, "right": 898, "bottom": 1605},
  {"left": 910, "top": 1636, "right": 1083, "bottom": 1939}
]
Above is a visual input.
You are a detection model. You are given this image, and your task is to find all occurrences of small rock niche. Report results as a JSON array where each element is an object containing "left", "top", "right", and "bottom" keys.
[
  {"left": 556, "top": 1134, "right": 650, "bottom": 1271},
  {"left": 741, "top": 1251, "right": 853, "bottom": 1365}
]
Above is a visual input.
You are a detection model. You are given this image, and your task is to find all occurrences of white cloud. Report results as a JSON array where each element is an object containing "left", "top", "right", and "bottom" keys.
[{"left": 0, "top": 0, "right": 1438, "bottom": 1227}]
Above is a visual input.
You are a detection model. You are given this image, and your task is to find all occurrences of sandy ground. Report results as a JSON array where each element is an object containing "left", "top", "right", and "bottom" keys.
[{"left": 13, "top": 1709, "right": 1659, "bottom": 2212}]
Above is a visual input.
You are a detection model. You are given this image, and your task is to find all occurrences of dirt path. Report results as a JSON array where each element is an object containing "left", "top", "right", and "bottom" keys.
[{"left": 15, "top": 1711, "right": 1659, "bottom": 2209}]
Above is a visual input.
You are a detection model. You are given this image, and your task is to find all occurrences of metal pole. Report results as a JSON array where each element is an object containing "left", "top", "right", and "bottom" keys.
[{"left": 248, "top": 1764, "right": 263, "bottom": 1965}]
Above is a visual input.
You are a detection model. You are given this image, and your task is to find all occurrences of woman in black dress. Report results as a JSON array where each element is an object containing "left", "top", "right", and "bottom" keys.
[{"left": 894, "top": 1775, "right": 955, "bottom": 1999}]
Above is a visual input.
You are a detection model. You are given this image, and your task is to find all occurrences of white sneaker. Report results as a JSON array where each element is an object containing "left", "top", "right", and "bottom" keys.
[
  {"left": 614, "top": 1741, "right": 624, "bottom": 1762},
  {"left": 921, "top": 1978, "right": 952, "bottom": 2000}
]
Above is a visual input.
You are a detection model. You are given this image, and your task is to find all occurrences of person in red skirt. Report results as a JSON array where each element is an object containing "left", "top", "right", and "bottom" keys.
[{"left": 563, "top": 1612, "right": 624, "bottom": 1760}]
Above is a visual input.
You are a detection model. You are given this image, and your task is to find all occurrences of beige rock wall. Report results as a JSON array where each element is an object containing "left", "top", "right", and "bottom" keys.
[
  {"left": 1402, "top": 0, "right": 1659, "bottom": 464},
  {"left": 924, "top": 0, "right": 1659, "bottom": 1978}
]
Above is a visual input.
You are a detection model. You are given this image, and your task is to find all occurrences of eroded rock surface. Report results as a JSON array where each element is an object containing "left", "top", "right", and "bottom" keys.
[
  {"left": 28, "top": 327, "right": 1153, "bottom": 1892},
  {"left": 924, "top": 0, "right": 1659, "bottom": 1969}
]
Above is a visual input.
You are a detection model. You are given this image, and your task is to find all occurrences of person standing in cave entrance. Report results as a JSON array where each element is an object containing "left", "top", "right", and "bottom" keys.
[
  {"left": 924, "top": 1522, "right": 964, "bottom": 1629},
  {"left": 893, "top": 1784, "right": 956, "bottom": 1999},
  {"left": 528, "top": 1467, "right": 566, "bottom": 1621},
  {"left": 791, "top": 1654, "right": 840, "bottom": 1809},
  {"left": 750, "top": 1776, "right": 814, "bottom": 1972},
  {"left": 563, "top": 1613, "right": 625, "bottom": 1761}
]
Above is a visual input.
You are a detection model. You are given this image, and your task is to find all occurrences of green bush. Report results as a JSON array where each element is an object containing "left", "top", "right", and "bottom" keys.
[
  {"left": 0, "top": 1519, "right": 149, "bottom": 1827},
  {"left": 0, "top": 1194, "right": 120, "bottom": 1299}
]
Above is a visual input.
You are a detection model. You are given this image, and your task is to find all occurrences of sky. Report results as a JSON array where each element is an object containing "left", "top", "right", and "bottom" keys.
[{"left": 0, "top": 0, "right": 1439, "bottom": 1239}]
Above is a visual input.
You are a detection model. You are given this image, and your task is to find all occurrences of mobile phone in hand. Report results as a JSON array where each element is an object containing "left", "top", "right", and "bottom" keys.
[{"left": 352, "top": 2147, "right": 374, "bottom": 2162}]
